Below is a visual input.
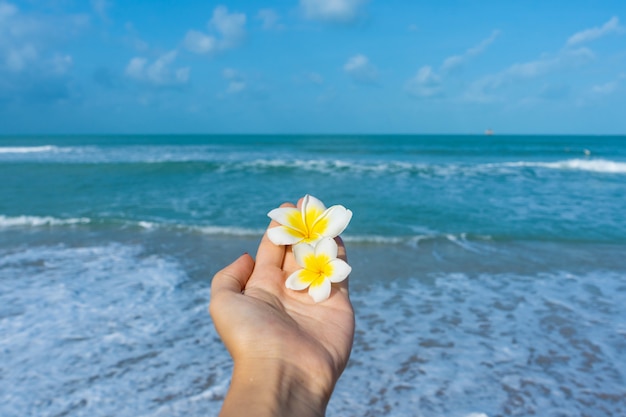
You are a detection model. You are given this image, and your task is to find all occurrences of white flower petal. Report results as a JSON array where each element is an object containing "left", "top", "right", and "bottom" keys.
[
  {"left": 293, "top": 242, "right": 315, "bottom": 267},
  {"left": 267, "top": 226, "right": 302, "bottom": 245},
  {"left": 316, "top": 206, "right": 352, "bottom": 238},
  {"left": 315, "top": 237, "right": 338, "bottom": 259},
  {"left": 308, "top": 278, "right": 331, "bottom": 303},
  {"left": 268, "top": 207, "right": 300, "bottom": 225},
  {"left": 285, "top": 269, "right": 311, "bottom": 290},
  {"left": 306, "top": 236, "right": 324, "bottom": 246},
  {"left": 302, "top": 194, "right": 327, "bottom": 213},
  {"left": 327, "top": 258, "right": 351, "bottom": 283}
]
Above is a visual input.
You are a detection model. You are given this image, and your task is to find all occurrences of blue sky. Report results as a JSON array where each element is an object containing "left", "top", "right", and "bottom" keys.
[{"left": 0, "top": 0, "right": 625, "bottom": 134}]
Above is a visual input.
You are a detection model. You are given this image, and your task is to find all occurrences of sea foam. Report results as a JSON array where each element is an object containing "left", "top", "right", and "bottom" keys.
[
  {"left": 0, "top": 145, "right": 58, "bottom": 154},
  {"left": 0, "top": 215, "right": 90, "bottom": 228},
  {"left": 0, "top": 243, "right": 232, "bottom": 417},
  {"left": 503, "top": 158, "right": 626, "bottom": 174},
  {"left": 1, "top": 244, "right": 625, "bottom": 417},
  {"left": 330, "top": 270, "right": 626, "bottom": 417}
]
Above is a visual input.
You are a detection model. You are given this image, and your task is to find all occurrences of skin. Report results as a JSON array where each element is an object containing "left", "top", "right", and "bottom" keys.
[{"left": 209, "top": 202, "right": 355, "bottom": 417}]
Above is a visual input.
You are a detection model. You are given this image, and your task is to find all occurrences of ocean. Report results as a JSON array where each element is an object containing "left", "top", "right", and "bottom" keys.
[{"left": 1, "top": 135, "right": 625, "bottom": 416}]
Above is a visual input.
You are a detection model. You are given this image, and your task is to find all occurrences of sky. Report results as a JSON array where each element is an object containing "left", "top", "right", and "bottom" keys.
[{"left": 0, "top": 0, "right": 625, "bottom": 135}]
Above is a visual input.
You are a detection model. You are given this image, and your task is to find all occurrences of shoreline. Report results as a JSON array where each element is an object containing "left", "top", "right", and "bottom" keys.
[{"left": 2, "top": 226, "right": 625, "bottom": 284}]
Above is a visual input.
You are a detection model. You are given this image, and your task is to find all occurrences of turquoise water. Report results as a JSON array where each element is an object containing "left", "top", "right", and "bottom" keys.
[
  {"left": 2, "top": 135, "right": 626, "bottom": 242},
  {"left": 1, "top": 135, "right": 625, "bottom": 416}
]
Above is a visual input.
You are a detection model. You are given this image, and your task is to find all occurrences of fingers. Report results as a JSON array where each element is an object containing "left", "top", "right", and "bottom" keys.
[
  {"left": 335, "top": 236, "right": 347, "bottom": 262},
  {"left": 255, "top": 202, "right": 294, "bottom": 268},
  {"left": 210, "top": 253, "right": 255, "bottom": 296}
]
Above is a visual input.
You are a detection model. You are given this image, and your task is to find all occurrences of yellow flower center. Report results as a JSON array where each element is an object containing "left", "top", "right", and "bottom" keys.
[
  {"left": 285, "top": 207, "right": 329, "bottom": 243},
  {"left": 301, "top": 253, "right": 334, "bottom": 286}
]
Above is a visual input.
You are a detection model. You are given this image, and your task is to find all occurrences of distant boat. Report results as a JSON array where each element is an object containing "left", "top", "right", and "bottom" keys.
[{"left": 484, "top": 129, "right": 494, "bottom": 136}]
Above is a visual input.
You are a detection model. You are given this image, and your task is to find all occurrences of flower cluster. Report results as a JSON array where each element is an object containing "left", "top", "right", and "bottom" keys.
[{"left": 267, "top": 195, "right": 352, "bottom": 302}]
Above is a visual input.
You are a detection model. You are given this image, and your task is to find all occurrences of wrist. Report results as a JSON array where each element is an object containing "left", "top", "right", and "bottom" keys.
[{"left": 220, "top": 358, "right": 333, "bottom": 417}]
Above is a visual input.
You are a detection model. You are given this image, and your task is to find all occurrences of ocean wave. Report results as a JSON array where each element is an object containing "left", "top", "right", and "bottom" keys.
[
  {"left": 222, "top": 158, "right": 626, "bottom": 176},
  {"left": 0, "top": 145, "right": 60, "bottom": 154},
  {"left": 0, "top": 214, "right": 265, "bottom": 237},
  {"left": 0, "top": 215, "right": 91, "bottom": 228},
  {"left": 501, "top": 158, "right": 626, "bottom": 174},
  {"left": 124, "top": 219, "right": 264, "bottom": 237},
  {"left": 191, "top": 225, "right": 265, "bottom": 237},
  {"left": 344, "top": 232, "right": 495, "bottom": 249},
  {"left": 2, "top": 143, "right": 624, "bottom": 176},
  {"left": 0, "top": 214, "right": 501, "bottom": 249}
]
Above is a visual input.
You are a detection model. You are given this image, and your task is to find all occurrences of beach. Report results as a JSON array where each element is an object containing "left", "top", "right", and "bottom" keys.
[{"left": 1, "top": 135, "right": 625, "bottom": 416}]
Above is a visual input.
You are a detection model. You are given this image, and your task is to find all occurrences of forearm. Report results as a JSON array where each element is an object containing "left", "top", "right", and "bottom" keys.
[{"left": 219, "top": 359, "right": 332, "bottom": 417}]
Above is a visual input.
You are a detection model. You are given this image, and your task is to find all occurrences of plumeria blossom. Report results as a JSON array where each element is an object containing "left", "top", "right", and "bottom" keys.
[
  {"left": 285, "top": 237, "right": 352, "bottom": 303},
  {"left": 267, "top": 194, "right": 352, "bottom": 246}
]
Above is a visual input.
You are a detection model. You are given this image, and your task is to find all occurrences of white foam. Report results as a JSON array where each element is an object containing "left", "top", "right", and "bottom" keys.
[
  {"left": 503, "top": 158, "right": 626, "bottom": 174},
  {"left": 329, "top": 270, "right": 626, "bottom": 416},
  {"left": 342, "top": 234, "right": 407, "bottom": 244},
  {"left": 1, "top": 242, "right": 624, "bottom": 417},
  {"left": 193, "top": 225, "right": 265, "bottom": 237},
  {"left": 0, "top": 145, "right": 58, "bottom": 153},
  {"left": 344, "top": 232, "right": 494, "bottom": 248},
  {"left": 245, "top": 157, "right": 626, "bottom": 177},
  {"left": 137, "top": 220, "right": 157, "bottom": 229},
  {"left": 0, "top": 243, "right": 230, "bottom": 417},
  {"left": 0, "top": 215, "right": 90, "bottom": 228}
]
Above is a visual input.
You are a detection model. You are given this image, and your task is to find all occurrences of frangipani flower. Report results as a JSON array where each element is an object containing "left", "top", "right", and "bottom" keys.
[
  {"left": 267, "top": 194, "right": 352, "bottom": 246},
  {"left": 286, "top": 237, "right": 351, "bottom": 303}
]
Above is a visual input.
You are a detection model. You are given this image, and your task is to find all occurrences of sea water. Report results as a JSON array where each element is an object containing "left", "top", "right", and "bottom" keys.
[{"left": 1, "top": 135, "right": 625, "bottom": 416}]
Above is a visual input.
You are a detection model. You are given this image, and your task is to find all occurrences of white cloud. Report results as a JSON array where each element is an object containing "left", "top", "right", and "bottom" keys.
[
  {"left": 50, "top": 53, "right": 73, "bottom": 75},
  {"left": 222, "top": 67, "right": 245, "bottom": 94},
  {"left": 300, "top": 0, "right": 368, "bottom": 23},
  {"left": 227, "top": 80, "right": 246, "bottom": 93},
  {"left": 222, "top": 67, "right": 238, "bottom": 79},
  {"left": 211, "top": 6, "right": 246, "bottom": 48},
  {"left": 175, "top": 67, "right": 190, "bottom": 83},
  {"left": 590, "top": 74, "right": 624, "bottom": 96},
  {"left": 566, "top": 16, "right": 622, "bottom": 46},
  {"left": 219, "top": 68, "right": 270, "bottom": 99},
  {"left": 125, "top": 57, "right": 146, "bottom": 79},
  {"left": 0, "top": 2, "right": 84, "bottom": 76},
  {"left": 293, "top": 71, "right": 324, "bottom": 86},
  {"left": 125, "top": 51, "right": 190, "bottom": 86},
  {"left": 257, "top": 9, "right": 283, "bottom": 30},
  {"left": 464, "top": 47, "right": 595, "bottom": 102},
  {"left": 183, "top": 30, "right": 217, "bottom": 54},
  {"left": 343, "top": 54, "right": 378, "bottom": 84},
  {"left": 405, "top": 30, "right": 499, "bottom": 99},
  {"left": 590, "top": 81, "right": 618, "bottom": 95},
  {"left": 184, "top": 6, "right": 246, "bottom": 55},
  {"left": 5, "top": 44, "right": 37, "bottom": 71},
  {"left": 508, "top": 47, "right": 593, "bottom": 79},
  {"left": 307, "top": 72, "right": 324, "bottom": 85},
  {"left": 91, "top": 0, "right": 110, "bottom": 21},
  {"left": 0, "top": 1, "right": 87, "bottom": 103},
  {"left": 123, "top": 22, "right": 149, "bottom": 52},
  {"left": 442, "top": 30, "right": 500, "bottom": 71},
  {"left": 0, "top": 1, "right": 17, "bottom": 21},
  {"left": 405, "top": 66, "right": 442, "bottom": 98}
]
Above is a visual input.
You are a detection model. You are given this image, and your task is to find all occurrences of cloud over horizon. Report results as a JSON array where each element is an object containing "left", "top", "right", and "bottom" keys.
[
  {"left": 300, "top": 0, "right": 368, "bottom": 23},
  {"left": 406, "top": 30, "right": 501, "bottom": 99},
  {"left": 0, "top": 2, "right": 624, "bottom": 135},
  {"left": 125, "top": 51, "right": 190, "bottom": 86},
  {"left": 343, "top": 54, "right": 378, "bottom": 84},
  {"left": 567, "top": 16, "right": 623, "bottom": 46},
  {"left": 183, "top": 6, "right": 246, "bottom": 55}
]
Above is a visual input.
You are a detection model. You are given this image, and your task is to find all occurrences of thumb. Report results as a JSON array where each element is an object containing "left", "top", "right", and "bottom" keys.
[{"left": 210, "top": 253, "right": 255, "bottom": 297}]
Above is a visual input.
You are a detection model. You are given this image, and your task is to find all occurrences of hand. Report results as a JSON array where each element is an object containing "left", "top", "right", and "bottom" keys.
[{"left": 209, "top": 202, "right": 355, "bottom": 417}]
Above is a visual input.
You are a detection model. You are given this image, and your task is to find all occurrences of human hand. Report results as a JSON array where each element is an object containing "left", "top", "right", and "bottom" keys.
[{"left": 209, "top": 202, "right": 355, "bottom": 417}]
